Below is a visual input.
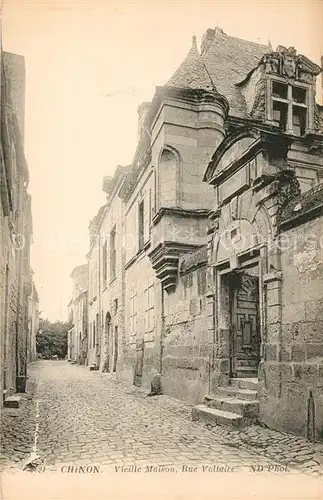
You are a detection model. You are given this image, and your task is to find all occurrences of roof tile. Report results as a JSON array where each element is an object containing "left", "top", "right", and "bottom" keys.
[
  {"left": 166, "top": 36, "right": 216, "bottom": 92},
  {"left": 201, "top": 29, "right": 270, "bottom": 117}
]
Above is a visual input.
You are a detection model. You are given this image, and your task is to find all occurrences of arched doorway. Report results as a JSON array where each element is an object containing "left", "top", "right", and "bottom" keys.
[
  {"left": 95, "top": 313, "right": 100, "bottom": 368},
  {"left": 113, "top": 325, "right": 118, "bottom": 372},
  {"left": 103, "top": 312, "right": 111, "bottom": 372}
]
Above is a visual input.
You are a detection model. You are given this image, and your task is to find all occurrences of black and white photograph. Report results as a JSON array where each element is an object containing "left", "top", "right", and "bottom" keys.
[{"left": 0, "top": 1, "right": 322, "bottom": 498}]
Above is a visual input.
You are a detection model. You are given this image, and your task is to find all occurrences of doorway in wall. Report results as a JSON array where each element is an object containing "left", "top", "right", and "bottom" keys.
[
  {"left": 113, "top": 325, "right": 118, "bottom": 372},
  {"left": 104, "top": 312, "right": 111, "bottom": 372},
  {"left": 228, "top": 265, "right": 260, "bottom": 378}
]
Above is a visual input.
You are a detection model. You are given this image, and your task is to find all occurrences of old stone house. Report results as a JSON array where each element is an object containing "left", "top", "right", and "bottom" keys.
[
  {"left": 0, "top": 49, "right": 34, "bottom": 406},
  {"left": 86, "top": 28, "right": 323, "bottom": 440},
  {"left": 67, "top": 264, "right": 88, "bottom": 364},
  {"left": 87, "top": 206, "right": 104, "bottom": 369},
  {"left": 86, "top": 168, "right": 128, "bottom": 372}
]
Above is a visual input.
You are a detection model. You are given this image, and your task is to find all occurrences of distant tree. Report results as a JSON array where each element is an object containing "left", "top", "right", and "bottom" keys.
[{"left": 36, "top": 318, "right": 72, "bottom": 359}]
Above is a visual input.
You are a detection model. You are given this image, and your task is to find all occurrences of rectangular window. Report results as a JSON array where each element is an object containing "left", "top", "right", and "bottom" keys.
[
  {"left": 110, "top": 226, "right": 116, "bottom": 281},
  {"left": 292, "top": 105, "right": 307, "bottom": 136},
  {"left": 272, "top": 81, "right": 288, "bottom": 99},
  {"left": 93, "top": 262, "right": 98, "bottom": 298},
  {"left": 183, "top": 273, "right": 193, "bottom": 289},
  {"left": 153, "top": 168, "right": 158, "bottom": 215},
  {"left": 197, "top": 268, "right": 207, "bottom": 296},
  {"left": 272, "top": 101, "right": 288, "bottom": 130},
  {"left": 292, "top": 86, "right": 307, "bottom": 104},
  {"left": 149, "top": 188, "right": 152, "bottom": 237},
  {"left": 270, "top": 80, "right": 308, "bottom": 136},
  {"left": 129, "top": 291, "right": 137, "bottom": 339},
  {"left": 144, "top": 278, "right": 155, "bottom": 333},
  {"left": 102, "top": 240, "right": 107, "bottom": 287},
  {"left": 138, "top": 200, "right": 144, "bottom": 251}
]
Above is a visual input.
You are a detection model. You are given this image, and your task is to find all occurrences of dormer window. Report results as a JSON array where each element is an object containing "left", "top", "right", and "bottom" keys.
[{"left": 269, "top": 79, "right": 308, "bottom": 136}]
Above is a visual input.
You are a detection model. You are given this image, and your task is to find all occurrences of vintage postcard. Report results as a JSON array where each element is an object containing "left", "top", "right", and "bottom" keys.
[{"left": 0, "top": 1, "right": 322, "bottom": 499}]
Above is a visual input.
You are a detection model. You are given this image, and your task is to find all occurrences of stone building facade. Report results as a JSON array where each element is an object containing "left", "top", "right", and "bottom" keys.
[
  {"left": 85, "top": 28, "right": 323, "bottom": 440},
  {"left": 27, "top": 274, "right": 39, "bottom": 362},
  {"left": 67, "top": 265, "right": 88, "bottom": 364},
  {"left": 0, "top": 48, "right": 34, "bottom": 404}
]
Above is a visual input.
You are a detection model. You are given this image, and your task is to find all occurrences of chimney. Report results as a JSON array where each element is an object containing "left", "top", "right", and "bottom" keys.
[
  {"left": 201, "top": 28, "right": 215, "bottom": 56},
  {"left": 88, "top": 216, "right": 98, "bottom": 248},
  {"left": 137, "top": 102, "right": 151, "bottom": 138},
  {"left": 102, "top": 176, "right": 113, "bottom": 195}
]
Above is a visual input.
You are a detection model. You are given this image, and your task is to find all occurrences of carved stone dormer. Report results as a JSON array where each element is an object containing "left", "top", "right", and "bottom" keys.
[
  {"left": 262, "top": 46, "right": 321, "bottom": 135},
  {"left": 239, "top": 45, "right": 322, "bottom": 136}
]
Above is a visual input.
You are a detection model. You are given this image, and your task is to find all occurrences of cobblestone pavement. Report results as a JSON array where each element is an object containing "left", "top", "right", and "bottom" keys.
[{"left": 1, "top": 361, "right": 322, "bottom": 477}]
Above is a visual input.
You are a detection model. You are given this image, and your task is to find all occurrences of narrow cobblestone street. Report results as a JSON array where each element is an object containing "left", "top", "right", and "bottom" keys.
[{"left": 1, "top": 361, "right": 322, "bottom": 477}]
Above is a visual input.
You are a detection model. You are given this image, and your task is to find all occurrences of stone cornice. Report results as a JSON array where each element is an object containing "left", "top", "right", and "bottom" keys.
[
  {"left": 204, "top": 126, "right": 291, "bottom": 185},
  {"left": 152, "top": 207, "right": 209, "bottom": 226}
]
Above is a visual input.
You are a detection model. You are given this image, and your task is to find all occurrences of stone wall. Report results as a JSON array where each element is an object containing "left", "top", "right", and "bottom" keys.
[
  {"left": 99, "top": 192, "right": 125, "bottom": 374},
  {"left": 1, "top": 52, "right": 32, "bottom": 401},
  {"left": 122, "top": 253, "right": 160, "bottom": 389},
  {"left": 162, "top": 256, "right": 210, "bottom": 404},
  {"left": 87, "top": 236, "right": 99, "bottom": 367},
  {"left": 259, "top": 215, "right": 323, "bottom": 440},
  {"left": 151, "top": 99, "right": 224, "bottom": 213}
]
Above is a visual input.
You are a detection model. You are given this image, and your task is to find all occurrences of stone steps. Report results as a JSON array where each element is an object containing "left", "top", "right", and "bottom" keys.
[
  {"left": 3, "top": 395, "right": 22, "bottom": 408},
  {"left": 230, "top": 377, "right": 258, "bottom": 391},
  {"left": 3, "top": 390, "right": 9, "bottom": 403},
  {"left": 216, "top": 386, "right": 258, "bottom": 401},
  {"left": 192, "top": 404, "right": 244, "bottom": 429},
  {"left": 205, "top": 395, "right": 259, "bottom": 418},
  {"left": 192, "top": 377, "right": 259, "bottom": 429},
  {"left": 235, "top": 369, "right": 258, "bottom": 378}
]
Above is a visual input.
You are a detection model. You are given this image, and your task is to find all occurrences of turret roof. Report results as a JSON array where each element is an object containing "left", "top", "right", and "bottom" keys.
[
  {"left": 166, "top": 36, "right": 216, "bottom": 92},
  {"left": 165, "top": 28, "right": 271, "bottom": 117}
]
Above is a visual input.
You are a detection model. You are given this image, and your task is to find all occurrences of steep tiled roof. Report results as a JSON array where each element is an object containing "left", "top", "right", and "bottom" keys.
[
  {"left": 166, "top": 36, "right": 216, "bottom": 92},
  {"left": 202, "top": 28, "right": 270, "bottom": 117}
]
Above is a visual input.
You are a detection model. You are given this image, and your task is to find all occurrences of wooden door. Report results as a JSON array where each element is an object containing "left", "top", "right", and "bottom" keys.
[{"left": 231, "top": 271, "right": 260, "bottom": 378}]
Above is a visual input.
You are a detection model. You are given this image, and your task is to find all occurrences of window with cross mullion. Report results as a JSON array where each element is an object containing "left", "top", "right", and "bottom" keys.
[{"left": 270, "top": 79, "right": 308, "bottom": 136}]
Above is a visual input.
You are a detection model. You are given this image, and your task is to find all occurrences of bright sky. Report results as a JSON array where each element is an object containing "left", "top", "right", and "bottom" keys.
[{"left": 3, "top": 0, "right": 322, "bottom": 321}]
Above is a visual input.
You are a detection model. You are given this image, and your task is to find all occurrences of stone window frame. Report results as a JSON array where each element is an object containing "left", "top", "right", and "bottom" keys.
[
  {"left": 266, "top": 75, "right": 314, "bottom": 135},
  {"left": 144, "top": 276, "right": 155, "bottom": 334},
  {"left": 129, "top": 290, "right": 137, "bottom": 342},
  {"left": 110, "top": 225, "right": 117, "bottom": 281},
  {"left": 197, "top": 267, "right": 207, "bottom": 296},
  {"left": 138, "top": 198, "right": 145, "bottom": 252},
  {"left": 102, "top": 239, "right": 108, "bottom": 288},
  {"left": 157, "top": 146, "right": 182, "bottom": 210}
]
